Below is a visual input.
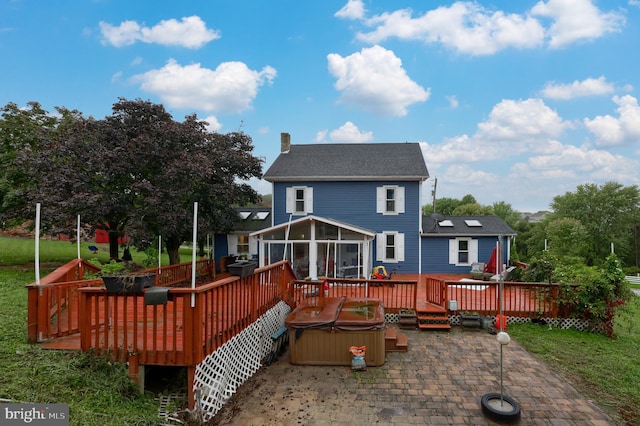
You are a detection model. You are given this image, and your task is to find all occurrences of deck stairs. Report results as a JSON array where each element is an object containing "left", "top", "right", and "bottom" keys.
[
  {"left": 384, "top": 326, "right": 408, "bottom": 352},
  {"left": 416, "top": 302, "right": 451, "bottom": 331}
]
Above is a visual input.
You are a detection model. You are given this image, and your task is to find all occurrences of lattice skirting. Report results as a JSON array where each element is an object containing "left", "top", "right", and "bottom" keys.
[
  {"left": 193, "top": 301, "right": 292, "bottom": 422},
  {"left": 386, "top": 313, "right": 590, "bottom": 331}
]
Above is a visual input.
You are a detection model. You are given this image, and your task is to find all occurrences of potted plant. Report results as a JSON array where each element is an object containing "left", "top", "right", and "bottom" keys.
[{"left": 89, "top": 259, "right": 155, "bottom": 294}]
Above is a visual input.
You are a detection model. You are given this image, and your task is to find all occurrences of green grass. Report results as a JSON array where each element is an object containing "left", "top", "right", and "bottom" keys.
[
  {"left": 0, "top": 268, "right": 169, "bottom": 425},
  {"left": 509, "top": 297, "right": 640, "bottom": 425},
  {"left": 0, "top": 235, "right": 192, "bottom": 267}
]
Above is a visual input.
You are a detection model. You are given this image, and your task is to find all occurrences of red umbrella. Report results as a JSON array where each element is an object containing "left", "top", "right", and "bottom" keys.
[{"left": 484, "top": 246, "right": 498, "bottom": 274}]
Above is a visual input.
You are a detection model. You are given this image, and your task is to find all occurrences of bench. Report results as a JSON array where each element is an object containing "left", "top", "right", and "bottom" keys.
[{"left": 263, "top": 326, "right": 288, "bottom": 365}]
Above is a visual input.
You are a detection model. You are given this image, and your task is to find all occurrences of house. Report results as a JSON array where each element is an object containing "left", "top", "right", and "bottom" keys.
[
  {"left": 247, "top": 133, "right": 515, "bottom": 278},
  {"left": 421, "top": 215, "right": 516, "bottom": 274},
  {"left": 212, "top": 207, "right": 270, "bottom": 271}
]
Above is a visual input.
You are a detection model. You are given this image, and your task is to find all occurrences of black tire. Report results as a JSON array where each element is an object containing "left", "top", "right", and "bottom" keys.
[{"left": 480, "top": 392, "right": 521, "bottom": 422}]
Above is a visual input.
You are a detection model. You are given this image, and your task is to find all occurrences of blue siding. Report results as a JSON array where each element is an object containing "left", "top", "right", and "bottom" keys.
[
  {"left": 421, "top": 236, "right": 506, "bottom": 274},
  {"left": 273, "top": 180, "right": 422, "bottom": 273}
]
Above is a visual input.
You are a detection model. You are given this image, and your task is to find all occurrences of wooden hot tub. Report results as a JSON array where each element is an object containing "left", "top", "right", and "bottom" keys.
[{"left": 285, "top": 297, "right": 386, "bottom": 366}]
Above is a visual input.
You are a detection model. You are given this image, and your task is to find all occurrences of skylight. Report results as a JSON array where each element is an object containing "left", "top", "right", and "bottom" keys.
[
  {"left": 465, "top": 220, "right": 482, "bottom": 227},
  {"left": 438, "top": 220, "right": 454, "bottom": 227},
  {"left": 254, "top": 212, "right": 269, "bottom": 220},
  {"left": 238, "top": 211, "right": 251, "bottom": 220}
]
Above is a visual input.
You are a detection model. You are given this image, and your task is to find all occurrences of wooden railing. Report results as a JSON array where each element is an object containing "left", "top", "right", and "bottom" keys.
[
  {"left": 427, "top": 278, "right": 575, "bottom": 317},
  {"left": 77, "top": 260, "right": 297, "bottom": 365},
  {"left": 26, "top": 259, "right": 212, "bottom": 343},
  {"left": 289, "top": 278, "right": 418, "bottom": 312}
]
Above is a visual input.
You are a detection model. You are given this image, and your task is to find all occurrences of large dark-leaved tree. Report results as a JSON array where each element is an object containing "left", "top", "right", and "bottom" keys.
[{"left": 15, "top": 98, "right": 263, "bottom": 263}]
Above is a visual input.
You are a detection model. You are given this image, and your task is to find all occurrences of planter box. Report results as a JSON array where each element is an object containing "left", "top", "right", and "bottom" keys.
[
  {"left": 228, "top": 261, "right": 257, "bottom": 278},
  {"left": 459, "top": 313, "right": 481, "bottom": 327},
  {"left": 102, "top": 273, "right": 155, "bottom": 294}
]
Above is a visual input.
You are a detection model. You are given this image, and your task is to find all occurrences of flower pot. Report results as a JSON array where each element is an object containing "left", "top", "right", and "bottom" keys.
[
  {"left": 102, "top": 273, "right": 155, "bottom": 294},
  {"left": 228, "top": 261, "right": 257, "bottom": 278}
]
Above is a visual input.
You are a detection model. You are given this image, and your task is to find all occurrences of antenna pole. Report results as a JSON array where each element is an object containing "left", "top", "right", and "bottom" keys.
[{"left": 431, "top": 177, "right": 438, "bottom": 213}]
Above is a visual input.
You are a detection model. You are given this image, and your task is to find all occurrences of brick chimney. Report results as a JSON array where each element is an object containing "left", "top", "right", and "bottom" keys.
[{"left": 281, "top": 132, "right": 291, "bottom": 153}]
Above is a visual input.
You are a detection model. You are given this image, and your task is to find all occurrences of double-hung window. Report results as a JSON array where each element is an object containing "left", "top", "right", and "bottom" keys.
[
  {"left": 449, "top": 238, "right": 478, "bottom": 266},
  {"left": 376, "top": 185, "right": 405, "bottom": 215},
  {"left": 286, "top": 186, "right": 313, "bottom": 215},
  {"left": 376, "top": 231, "right": 405, "bottom": 262}
]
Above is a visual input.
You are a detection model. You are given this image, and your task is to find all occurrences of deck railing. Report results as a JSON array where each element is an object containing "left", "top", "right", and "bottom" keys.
[
  {"left": 289, "top": 278, "right": 418, "bottom": 312},
  {"left": 77, "top": 260, "right": 297, "bottom": 365},
  {"left": 26, "top": 258, "right": 213, "bottom": 343},
  {"left": 428, "top": 278, "right": 574, "bottom": 317}
]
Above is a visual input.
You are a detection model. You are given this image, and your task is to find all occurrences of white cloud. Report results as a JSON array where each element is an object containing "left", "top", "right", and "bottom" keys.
[
  {"left": 315, "top": 122, "right": 373, "bottom": 143},
  {"left": 331, "top": 122, "right": 374, "bottom": 143},
  {"left": 541, "top": 76, "right": 615, "bottom": 99},
  {"left": 422, "top": 98, "right": 569, "bottom": 166},
  {"left": 356, "top": 2, "right": 545, "bottom": 55},
  {"left": 446, "top": 95, "right": 459, "bottom": 109},
  {"left": 201, "top": 115, "right": 222, "bottom": 132},
  {"left": 327, "top": 45, "right": 430, "bottom": 116},
  {"left": 584, "top": 95, "right": 640, "bottom": 146},
  {"left": 335, "top": 0, "right": 365, "bottom": 20},
  {"left": 99, "top": 16, "right": 220, "bottom": 49},
  {"left": 132, "top": 59, "right": 276, "bottom": 113},
  {"left": 531, "top": 0, "right": 624, "bottom": 49}
]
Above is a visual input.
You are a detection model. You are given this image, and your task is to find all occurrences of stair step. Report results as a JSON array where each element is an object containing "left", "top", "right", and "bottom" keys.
[
  {"left": 385, "top": 326, "right": 397, "bottom": 339},
  {"left": 395, "top": 332, "right": 408, "bottom": 348},
  {"left": 418, "top": 322, "right": 451, "bottom": 330}
]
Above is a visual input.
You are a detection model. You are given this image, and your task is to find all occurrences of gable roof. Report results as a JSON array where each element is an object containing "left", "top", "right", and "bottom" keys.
[
  {"left": 250, "top": 214, "right": 376, "bottom": 238},
  {"left": 264, "top": 143, "right": 429, "bottom": 182},
  {"left": 232, "top": 207, "right": 271, "bottom": 233},
  {"left": 422, "top": 215, "right": 516, "bottom": 237}
]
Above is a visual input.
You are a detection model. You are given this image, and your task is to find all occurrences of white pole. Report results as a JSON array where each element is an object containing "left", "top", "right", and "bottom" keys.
[
  {"left": 76, "top": 215, "right": 80, "bottom": 259},
  {"left": 35, "top": 203, "right": 41, "bottom": 285},
  {"left": 283, "top": 213, "right": 293, "bottom": 261},
  {"left": 158, "top": 235, "right": 162, "bottom": 274},
  {"left": 611, "top": 242, "right": 614, "bottom": 254},
  {"left": 77, "top": 215, "right": 81, "bottom": 259},
  {"left": 191, "top": 202, "right": 198, "bottom": 307}
]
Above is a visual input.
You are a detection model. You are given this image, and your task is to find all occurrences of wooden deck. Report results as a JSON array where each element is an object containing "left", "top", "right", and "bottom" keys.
[{"left": 28, "top": 263, "right": 571, "bottom": 409}]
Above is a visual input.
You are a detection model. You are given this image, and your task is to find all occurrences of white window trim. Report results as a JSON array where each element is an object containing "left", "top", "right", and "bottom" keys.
[
  {"left": 376, "top": 185, "right": 405, "bottom": 215},
  {"left": 448, "top": 238, "right": 478, "bottom": 266},
  {"left": 286, "top": 186, "right": 313, "bottom": 215},
  {"left": 376, "top": 231, "right": 405, "bottom": 263}
]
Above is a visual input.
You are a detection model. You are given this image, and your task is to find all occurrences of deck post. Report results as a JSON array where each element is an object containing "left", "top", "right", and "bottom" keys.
[
  {"left": 187, "top": 366, "right": 196, "bottom": 410},
  {"left": 128, "top": 353, "right": 144, "bottom": 394}
]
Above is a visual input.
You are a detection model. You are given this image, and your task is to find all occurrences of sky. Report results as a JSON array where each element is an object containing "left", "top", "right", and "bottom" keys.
[{"left": 2, "top": 0, "right": 639, "bottom": 213}]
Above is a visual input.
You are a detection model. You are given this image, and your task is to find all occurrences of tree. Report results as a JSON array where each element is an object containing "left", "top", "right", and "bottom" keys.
[
  {"left": 492, "top": 201, "right": 521, "bottom": 229},
  {"left": 551, "top": 182, "right": 640, "bottom": 266},
  {"left": 14, "top": 98, "right": 263, "bottom": 263},
  {"left": 0, "top": 102, "right": 60, "bottom": 222},
  {"left": 545, "top": 217, "right": 589, "bottom": 260}
]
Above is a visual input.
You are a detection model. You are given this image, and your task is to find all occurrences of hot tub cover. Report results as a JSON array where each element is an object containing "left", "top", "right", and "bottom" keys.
[{"left": 285, "top": 297, "right": 385, "bottom": 332}]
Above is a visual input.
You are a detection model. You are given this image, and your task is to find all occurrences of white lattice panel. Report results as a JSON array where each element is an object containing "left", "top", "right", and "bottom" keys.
[{"left": 193, "top": 301, "right": 291, "bottom": 422}]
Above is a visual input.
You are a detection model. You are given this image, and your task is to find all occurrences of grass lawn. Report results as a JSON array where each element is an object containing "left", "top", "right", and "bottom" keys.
[{"left": 509, "top": 297, "right": 640, "bottom": 425}]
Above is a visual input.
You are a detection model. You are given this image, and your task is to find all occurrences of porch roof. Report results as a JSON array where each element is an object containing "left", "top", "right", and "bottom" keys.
[{"left": 249, "top": 215, "right": 376, "bottom": 239}]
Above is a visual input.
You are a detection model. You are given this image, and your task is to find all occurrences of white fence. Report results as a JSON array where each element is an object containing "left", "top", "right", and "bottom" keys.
[{"left": 626, "top": 275, "right": 640, "bottom": 285}]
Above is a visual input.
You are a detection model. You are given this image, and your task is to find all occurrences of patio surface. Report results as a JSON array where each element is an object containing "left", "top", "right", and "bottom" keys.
[{"left": 211, "top": 326, "right": 615, "bottom": 425}]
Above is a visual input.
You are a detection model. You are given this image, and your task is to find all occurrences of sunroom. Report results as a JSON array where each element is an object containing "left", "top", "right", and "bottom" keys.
[{"left": 250, "top": 215, "right": 376, "bottom": 280}]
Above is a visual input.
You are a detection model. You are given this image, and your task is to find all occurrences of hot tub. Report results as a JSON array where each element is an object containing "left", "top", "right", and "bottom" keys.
[{"left": 285, "top": 297, "right": 386, "bottom": 366}]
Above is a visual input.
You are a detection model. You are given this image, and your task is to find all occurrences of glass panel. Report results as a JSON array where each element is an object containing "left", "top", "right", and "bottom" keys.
[
  {"left": 316, "top": 222, "right": 338, "bottom": 239},
  {"left": 292, "top": 243, "right": 309, "bottom": 279},
  {"left": 340, "top": 229, "right": 363, "bottom": 240},
  {"left": 288, "top": 221, "right": 310, "bottom": 240},
  {"left": 237, "top": 235, "right": 249, "bottom": 254}
]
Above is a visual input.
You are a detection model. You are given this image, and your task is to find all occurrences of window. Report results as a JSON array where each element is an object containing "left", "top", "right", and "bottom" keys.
[
  {"left": 458, "top": 240, "right": 469, "bottom": 263},
  {"left": 286, "top": 186, "right": 313, "bottom": 215},
  {"left": 376, "top": 232, "right": 405, "bottom": 262},
  {"left": 237, "top": 235, "right": 249, "bottom": 254},
  {"left": 449, "top": 238, "right": 478, "bottom": 266},
  {"left": 376, "top": 186, "right": 405, "bottom": 215}
]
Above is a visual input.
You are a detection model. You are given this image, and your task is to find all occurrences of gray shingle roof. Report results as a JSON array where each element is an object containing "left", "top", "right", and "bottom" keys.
[
  {"left": 233, "top": 207, "right": 271, "bottom": 232},
  {"left": 264, "top": 143, "right": 429, "bottom": 181},
  {"left": 422, "top": 215, "right": 516, "bottom": 236}
]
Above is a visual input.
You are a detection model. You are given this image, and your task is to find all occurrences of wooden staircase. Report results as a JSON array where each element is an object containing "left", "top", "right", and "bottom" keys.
[
  {"left": 385, "top": 326, "right": 408, "bottom": 352},
  {"left": 416, "top": 302, "right": 451, "bottom": 331}
]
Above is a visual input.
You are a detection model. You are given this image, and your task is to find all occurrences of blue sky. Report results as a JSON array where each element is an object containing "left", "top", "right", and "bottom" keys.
[{"left": 2, "top": 0, "right": 639, "bottom": 213}]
